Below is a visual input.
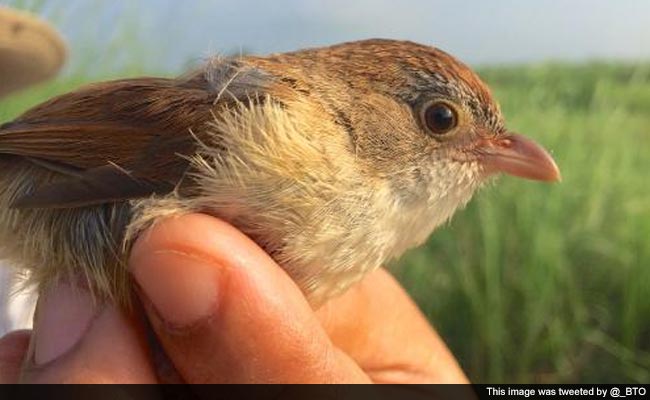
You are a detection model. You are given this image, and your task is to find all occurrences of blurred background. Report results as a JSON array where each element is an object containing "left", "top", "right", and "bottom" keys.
[{"left": 0, "top": 0, "right": 648, "bottom": 383}]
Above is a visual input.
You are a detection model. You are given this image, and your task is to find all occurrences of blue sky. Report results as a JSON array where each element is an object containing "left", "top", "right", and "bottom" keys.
[{"left": 5, "top": 0, "right": 650, "bottom": 74}]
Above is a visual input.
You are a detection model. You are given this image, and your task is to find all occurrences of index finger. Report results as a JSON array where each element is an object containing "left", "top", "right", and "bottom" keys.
[{"left": 316, "top": 268, "right": 469, "bottom": 383}]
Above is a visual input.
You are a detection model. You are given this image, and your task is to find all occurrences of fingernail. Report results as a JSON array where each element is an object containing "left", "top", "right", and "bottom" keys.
[
  {"left": 33, "top": 282, "right": 97, "bottom": 365},
  {"left": 130, "top": 250, "right": 222, "bottom": 328}
]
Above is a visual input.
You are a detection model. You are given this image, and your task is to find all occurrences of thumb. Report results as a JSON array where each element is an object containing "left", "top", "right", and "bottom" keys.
[{"left": 129, "top": 213, "right": 369, "bottom": 383}]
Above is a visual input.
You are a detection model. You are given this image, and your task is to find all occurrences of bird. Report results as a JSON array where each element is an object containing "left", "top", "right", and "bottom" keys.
[{"left": 0, "top": 39, "right": 560, "bottom": 307}]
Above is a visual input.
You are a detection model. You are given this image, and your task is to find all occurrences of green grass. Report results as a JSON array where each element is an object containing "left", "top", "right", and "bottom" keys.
[
  {"left": 1, "top": 63, "right": 648, "bottom": 384},
  {"left": 394, "top": 63, "right": 650, "bottom": 383}
]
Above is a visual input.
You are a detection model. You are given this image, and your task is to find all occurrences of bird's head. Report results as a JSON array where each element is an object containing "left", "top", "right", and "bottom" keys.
[{"left": 298, "top": 39, "right": 560, "bottom": 208}]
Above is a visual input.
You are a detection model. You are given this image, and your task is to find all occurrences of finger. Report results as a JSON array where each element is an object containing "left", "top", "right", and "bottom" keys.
[
  {"left": 317, "top": 268, "right": 469, "bottom": 383},
  {"left": 130, "top": 213, "right": 370, "bottom": 383},
  {"left": 20, "top": 281, "right": 157, "bottom": 383},
  {"left": 0, "top": 330, "right": 31, "bottom": 383}
]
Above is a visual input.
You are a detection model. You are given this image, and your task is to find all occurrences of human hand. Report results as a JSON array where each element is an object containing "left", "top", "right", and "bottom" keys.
[{"left": 0, "top": 213, "right": 468, "bottom": 383}]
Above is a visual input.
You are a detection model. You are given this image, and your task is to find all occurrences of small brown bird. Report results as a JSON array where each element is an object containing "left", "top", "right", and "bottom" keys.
[{"left": 0, "top": 39, "right": 559, "bottom": 307}]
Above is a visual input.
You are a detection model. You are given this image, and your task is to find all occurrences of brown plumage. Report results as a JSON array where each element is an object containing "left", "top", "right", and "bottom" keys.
[{"left": 0, "top": 39, "right": 559, "bottom": 306}]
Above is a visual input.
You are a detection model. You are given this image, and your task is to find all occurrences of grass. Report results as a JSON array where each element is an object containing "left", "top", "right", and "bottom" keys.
[
  {"left": 1, "top": 63, "right": 648, "bottom": 384},
  {"left": 394, "top": 63, "right": 650, "bottom": 383}
]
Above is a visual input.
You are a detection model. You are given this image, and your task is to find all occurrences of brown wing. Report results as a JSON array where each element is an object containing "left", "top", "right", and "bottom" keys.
[{"left": 0, "top": 69, "right": 253, "bottom": 208}]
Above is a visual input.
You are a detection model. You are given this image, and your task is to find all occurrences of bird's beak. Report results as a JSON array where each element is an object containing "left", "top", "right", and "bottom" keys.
[{"left": 478, "top": 133, "right": 561, "bottom": 182}]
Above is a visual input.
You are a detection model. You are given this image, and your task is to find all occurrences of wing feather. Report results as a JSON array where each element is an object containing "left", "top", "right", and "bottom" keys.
[
  {"left": 0, "top": 60, "right": 272, "bottom": 208},
  {"left": 0, "top": 75, "right": 217, "bottom": 207}
]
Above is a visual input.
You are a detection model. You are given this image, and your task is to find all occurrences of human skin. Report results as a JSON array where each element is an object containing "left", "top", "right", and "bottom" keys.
[{"left": 0, "top": 213, "right": 468, "bottom": 384}]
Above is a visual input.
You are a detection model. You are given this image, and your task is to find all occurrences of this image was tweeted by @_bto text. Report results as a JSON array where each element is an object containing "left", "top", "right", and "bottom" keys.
[{"left": 481, "top": 385, "right": 648, "bottom": 399}]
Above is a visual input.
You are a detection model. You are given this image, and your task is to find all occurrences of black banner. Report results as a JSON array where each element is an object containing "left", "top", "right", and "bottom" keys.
[{"left": 0, "top": 384, "right": 648, "bottom": 400}]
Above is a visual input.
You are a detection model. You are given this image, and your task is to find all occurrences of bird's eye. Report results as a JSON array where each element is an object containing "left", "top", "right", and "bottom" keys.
[{"left": 423, "top": 102, "right": 458, "bottom": 135}]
